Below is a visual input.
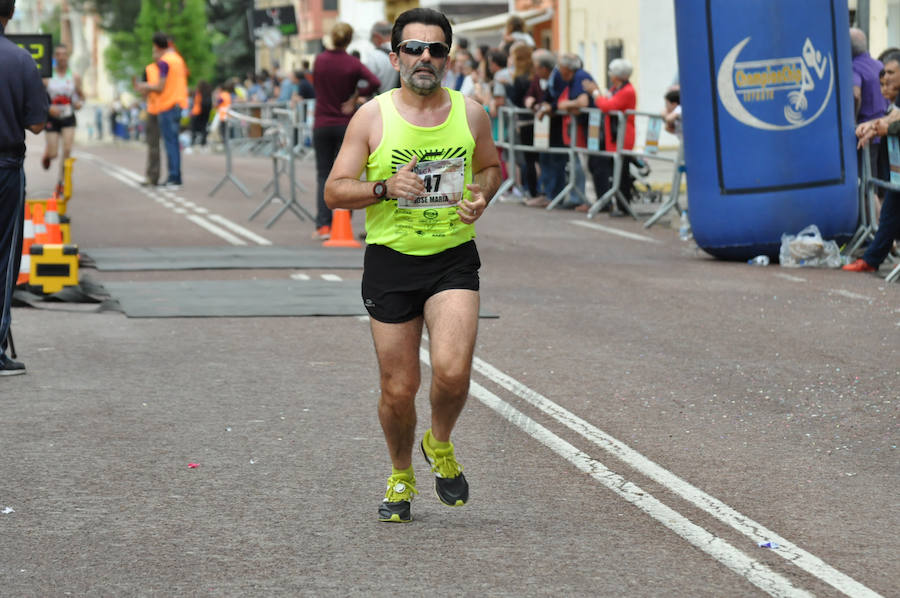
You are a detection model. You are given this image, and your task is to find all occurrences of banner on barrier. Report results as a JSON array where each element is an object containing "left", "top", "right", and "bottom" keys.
[
  {"left": 534, "top": 115, "right": 550, "bottom": 150},
  {"left": 644, "top": 117, "right": 662, "bottom": 154},
  {"left": 889, "top": 137, "right": 900, "bottom": 184},
  {"left": 587, "top": 111, "right": 601, "bottom": 151}
]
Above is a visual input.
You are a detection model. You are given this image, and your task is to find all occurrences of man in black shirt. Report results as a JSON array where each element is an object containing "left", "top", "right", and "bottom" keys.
[{"left": 0, "top": 0, "right": 49, "bottom": 375}]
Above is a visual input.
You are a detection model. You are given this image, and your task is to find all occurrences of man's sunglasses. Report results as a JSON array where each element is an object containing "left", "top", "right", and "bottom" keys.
[{"left": 397, "top": 40, "right": 450, "bottom": 59}]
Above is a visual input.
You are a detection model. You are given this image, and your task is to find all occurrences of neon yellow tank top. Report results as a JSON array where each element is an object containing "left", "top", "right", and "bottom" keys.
[{"left": 365, "top": 88, "right": 476, "bottom": 256}]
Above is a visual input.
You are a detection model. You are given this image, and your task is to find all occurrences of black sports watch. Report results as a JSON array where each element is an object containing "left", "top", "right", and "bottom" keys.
[{"left": 373, "top": 179, "right": 388, "bottom": 200}]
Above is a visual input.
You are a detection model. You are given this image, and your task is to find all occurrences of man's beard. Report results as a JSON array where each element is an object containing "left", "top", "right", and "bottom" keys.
[{"left": 400, "top": 61, "right": 444, "bottom": 96}]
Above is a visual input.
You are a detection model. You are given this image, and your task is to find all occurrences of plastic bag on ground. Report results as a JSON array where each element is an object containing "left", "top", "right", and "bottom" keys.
[{"left": 778, "top": 224, "right": 842, "bottom": 268}]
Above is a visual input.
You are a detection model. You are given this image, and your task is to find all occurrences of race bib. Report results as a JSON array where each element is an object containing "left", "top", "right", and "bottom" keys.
[{"left": 397, "top": 157, "right": 465, "bottom": 209}]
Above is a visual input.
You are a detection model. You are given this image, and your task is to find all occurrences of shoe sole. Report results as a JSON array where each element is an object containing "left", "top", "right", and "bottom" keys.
[
  {"left": 378, "top": 514, "right": 412, "bottom": 523},
  {"left": 433, "top": 486, "right": 466, "bottom": 507},
  {"left": 0, "top": 369, "right": 26, "bottom": 376}
]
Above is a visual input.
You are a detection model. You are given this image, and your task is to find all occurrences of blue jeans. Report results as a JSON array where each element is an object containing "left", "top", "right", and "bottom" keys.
[
  {"left": 0, "top": 166, "right": 24, "bottom": 356},
  {"left": 539, "top": 152, "right": 568, "bottom": 201},
  {"left": 862, "top": 188, "right": 900, "bottom": 267},
  {"left": 158, "top": 106, "right": 182, "bottom": 184},
  {"left": 564, "top": 156, "right": 587, "bottom": 207}
]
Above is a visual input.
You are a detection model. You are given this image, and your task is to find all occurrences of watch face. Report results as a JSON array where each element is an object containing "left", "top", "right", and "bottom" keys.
[{"left": 374, "top": 181, "right": 386, "bottom": 198}]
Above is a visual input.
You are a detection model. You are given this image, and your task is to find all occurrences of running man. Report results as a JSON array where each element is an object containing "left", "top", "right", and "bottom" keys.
[
  {"left": 42, "top": 44, "right": 83, "bottom": 196},
  {"left": 325, "top": 7, "right": 501, "bottom": 522}
]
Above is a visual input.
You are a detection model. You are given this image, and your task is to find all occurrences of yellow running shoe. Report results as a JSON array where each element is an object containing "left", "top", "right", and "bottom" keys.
[
  {"left": 421, "top": 429, "right": 469, "bottom": 507},
  {"left": 378, "top": 472, "right": 418, "bottom": 523}
]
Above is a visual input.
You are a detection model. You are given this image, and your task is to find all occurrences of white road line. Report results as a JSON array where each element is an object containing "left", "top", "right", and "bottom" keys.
[
  {"left": 185, "top": 215, "right": 247, "bottom": 245},
  {"left": 421, "top": 349, "right": 811, "bottom": 598},
  {"left": 321, "top": 274, "right": 342, "bottom": 282},
  {"left": 206, "top": 214, "right": 273, "bottom": 246},
  {"left": 290, "top": 273, "right": 310, "bottom": 281},
  {"left": 570, "top": 220, "right": 661, "bottom": 244},
  {"left": 471, "top": 357, "right": 883, "bottom": 598},
  {"left": 830, "top": 289, "right": 872, "bottom": 302},
  {"left": 79, "top": 150, "right": 274, "bottom": 246},
  {"left": 774, "top": 273, "right": 806, "bottom": 283}
]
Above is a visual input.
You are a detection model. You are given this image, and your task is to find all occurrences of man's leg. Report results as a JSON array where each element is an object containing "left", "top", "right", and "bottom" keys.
[
  {"left": 370, "top": 316, "right": 424, "bottom": 469},
  {"left": 423, "top": 289, "right": 479, "bottom": 441},
  {"left": 370, "top": 315, "right": 424, "bottom": 522},
  {"left": 159, "top": 108, "right": 181, "bottom": 184},
  {"left": 43, "top": 131, "right": 60, "bottom": 170},
  {"left": 420, "top": 288, "right": 478, "bottom": 507},
  {"left": 145, "top": 114, "right": 161, "bottom": 185},
  {"left": 0, "top": 166, "right": 25, "bottom": 373},
  {"left": 861, "top": 188, "right": 900, "bottom": 268},
  {"left": 58, "top": 126, "right": 76, "bottom": 187}
]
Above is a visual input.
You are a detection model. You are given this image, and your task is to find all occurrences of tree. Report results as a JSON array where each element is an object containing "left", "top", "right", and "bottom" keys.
[
  {"left": 207, "top": 0, "right": 255, "bottom": 84},
  {"left": 70, "top": 0, "right": 141, "bottom": 33},
  {"left": 103, "top": 0, "right": 216, "bottom": 86}
]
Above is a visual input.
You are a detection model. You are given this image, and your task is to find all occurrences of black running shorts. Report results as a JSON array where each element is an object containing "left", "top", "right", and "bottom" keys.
[
  {"left": 362, "top": 240, "right": 480, "bottom": 323},
  {"left": 46, "top": 115, "right": 76, "bottom": 133}
]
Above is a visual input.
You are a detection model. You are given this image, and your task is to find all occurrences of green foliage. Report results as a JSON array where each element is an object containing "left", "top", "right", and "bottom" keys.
[
  {"left": 70, "top": 0, "right": 142, "bottom": 32},
  {"left": 103, "top": 0, "right": 215, "bottom": 86},
  {"left": 39, "top": 4, "right": 62, "bottom": 46},
  {"left": 207, "top": 0, "right": 255, "bottom": 85}
]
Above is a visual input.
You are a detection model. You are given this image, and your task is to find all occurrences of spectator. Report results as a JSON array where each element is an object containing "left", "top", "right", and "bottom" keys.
[
  {"left": 507, "top": 42, "right": 539, "bottom": 200},
  {"left": 291, "top": 69, "right": 315, "bottom": 103},
  {"left": 274, "top": 72, "right": 296, "bottom": 103},
  {"left": 846, "top": 51, "right": 900, "bottom": 273},
  {"left": 311, "top": 22, "right": 380, "bottom": 240},
  {"left": 583, "top": 57, "right": 637, "bottom": 210},
  {"left": 663, "top": 87, "right": 682, "bottom": 139},
  {"left": 502, "top": 15, "right": 535, "bottom": 52},
  {"left": 260, "top": 68, "right": 275, "bottom": 98},
  {"left": 525, "top": 49, "right": 567, "bottom": 207},
  {"left": 851, "top": 28, "right": 889, "bottom": 186},
  {"left": 488, "top": 49, "right": 512, "bottom": 180},
  {"left": 365, "top": 21, "right": 399, "bottom": 94},
  {"left": 190, "top": 80, "right": 212, "bottom": 147},
  {"left": 457, "top": 56, "right": 479, "bottom": 97},
  {"left": 445, "top": 48, "right": 470, "bottom": 91},
  {"left": 215, "top": 80, "right": 233, "bottom": 141},
  {"left": 550, "top": 53, "right": 594, "bottom": 210}
]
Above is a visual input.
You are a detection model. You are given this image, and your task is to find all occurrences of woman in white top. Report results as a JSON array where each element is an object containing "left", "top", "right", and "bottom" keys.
[{"left": 42, "top": 44, "right": 83, "bottom": 195}]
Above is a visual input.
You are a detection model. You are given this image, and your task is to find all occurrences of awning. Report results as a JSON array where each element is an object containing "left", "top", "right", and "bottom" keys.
[{"left": 452, "top": 8, "right": 554, "bottom": 34}]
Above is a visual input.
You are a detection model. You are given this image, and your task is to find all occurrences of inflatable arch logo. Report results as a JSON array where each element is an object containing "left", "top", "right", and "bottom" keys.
[{"left": 717, "top": 36, "right": 834, "bottom": 131}]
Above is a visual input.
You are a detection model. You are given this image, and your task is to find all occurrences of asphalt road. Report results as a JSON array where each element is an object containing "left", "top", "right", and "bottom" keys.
[{"left": 1, "top": 135, "right": 897, "bottom": 597}]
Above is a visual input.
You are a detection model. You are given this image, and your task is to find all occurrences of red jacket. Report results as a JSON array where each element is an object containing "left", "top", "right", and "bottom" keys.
[{"left": 593, "top": 81, "right": 636, "bottom": 152}]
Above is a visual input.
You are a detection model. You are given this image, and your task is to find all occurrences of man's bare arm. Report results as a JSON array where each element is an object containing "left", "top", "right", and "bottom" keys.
[
  {"left": 465, "top": 97, "right": 502, "bottom": 200},
  {"left": 28, "top": 124, "right": 45, "bottom": 134},
  {"left": 325, "top": 100, "right": 425, "bottom": 210}
]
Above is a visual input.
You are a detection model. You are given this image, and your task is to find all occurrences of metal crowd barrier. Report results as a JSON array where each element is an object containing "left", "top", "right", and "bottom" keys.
[
  {"left": 210, "top": 100, "right": 315, "bottom": 228},
  {"left": 622, "top": 110, "right": 686, "bottom": 229},
  {"left": 856, "top": 142, "right": 900, "bottom": 283},
  {"left": 492, "top": 105, "right": 684, "bottom": 223},
  {"left": 844, "top": 146, "right": 880, "bottom": 257}
]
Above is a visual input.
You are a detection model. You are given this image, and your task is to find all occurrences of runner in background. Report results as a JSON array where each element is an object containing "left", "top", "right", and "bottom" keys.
[{"left": 41, "top": 44, "right": 83, "bottom": 197}]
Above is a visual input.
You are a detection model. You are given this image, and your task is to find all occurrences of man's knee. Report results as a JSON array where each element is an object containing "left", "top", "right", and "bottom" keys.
[
  {"left": 430, "top": 359, "right": 471, "bottom": 395},
  {"left": 380, "top": 372, "right": 420, "bottom": 404}
]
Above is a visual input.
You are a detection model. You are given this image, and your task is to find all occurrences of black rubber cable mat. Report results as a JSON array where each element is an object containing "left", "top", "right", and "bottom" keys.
[
  {"left": 99, "top": 279, "right": 499, "bottom": 319},
  {"left": 81, "top": 246, "right": 364, "bottom": 271}
]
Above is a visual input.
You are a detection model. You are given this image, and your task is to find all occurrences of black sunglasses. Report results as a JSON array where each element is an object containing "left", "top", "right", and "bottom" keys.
[{"left": 397, "top": 40, "right": 450, "bottom": 59}]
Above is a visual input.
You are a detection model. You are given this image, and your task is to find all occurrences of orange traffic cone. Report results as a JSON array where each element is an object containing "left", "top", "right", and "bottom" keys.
[
  {"left": 32, "top": 203, "right": 49, "bottom": 244},
  {"left": 45, "top": 197, "right": 63, "bottom": 244},
  {"left": 16, "top": 204, "right": 35, "bottom": 286},
  {"left": 323, "top": 209, "right": 362, "bottom": 248}
]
